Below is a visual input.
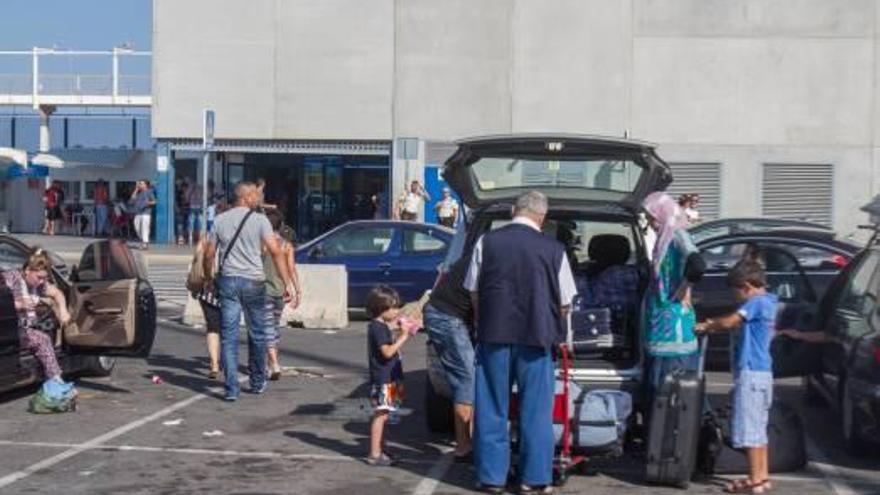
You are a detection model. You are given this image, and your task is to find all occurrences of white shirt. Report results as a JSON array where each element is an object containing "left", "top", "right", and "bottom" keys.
[
  {"left": 401, "top": 192, "right": 423, "bottom": 214},
  {"left": 437, "top": 197, "right": 458, "bottom": 218},
  {"left": 463, "top": 216, "right": 578, "bottom": 307}
]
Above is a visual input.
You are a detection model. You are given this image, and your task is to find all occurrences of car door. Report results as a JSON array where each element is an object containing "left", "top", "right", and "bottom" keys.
[
  {"left": 65, "top": 239, "right": 156, "bottom": 357},
  {"left": 694, "top": 239, "right": 822, "bottom": 375},
  {"left": 305, "top": 224, "right": 398, "bottom": 306},
  {"left": 820, "top": 250, "right": 880, "bottom": 399},
  {"left": 393, "top": 226, "right": 450, "bottom": 302}
]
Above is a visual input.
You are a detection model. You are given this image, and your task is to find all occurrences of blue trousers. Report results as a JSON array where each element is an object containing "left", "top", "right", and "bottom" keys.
[
  {"left": 474, "top": 342, "right": 554, "bottom": 486},
  {"left": 218, "top": 276, "right": 269, "bottom": 398}
]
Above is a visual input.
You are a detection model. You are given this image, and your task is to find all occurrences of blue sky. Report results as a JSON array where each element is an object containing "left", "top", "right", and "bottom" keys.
[
  {"left": 0, "top": 0, "right": 152, "bottom": 149},
  {"left": 0, "top": 0, "right": 151, "bottom": 52}
]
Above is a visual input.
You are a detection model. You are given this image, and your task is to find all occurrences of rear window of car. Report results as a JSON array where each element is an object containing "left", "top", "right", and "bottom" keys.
[{"left": 471, "top": 158, "right": 643, "bottom": 194}]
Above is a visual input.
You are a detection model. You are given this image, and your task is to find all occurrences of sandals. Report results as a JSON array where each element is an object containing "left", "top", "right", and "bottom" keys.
[{"left": 724, "top": 479, "right": 773, "bottom": 494}]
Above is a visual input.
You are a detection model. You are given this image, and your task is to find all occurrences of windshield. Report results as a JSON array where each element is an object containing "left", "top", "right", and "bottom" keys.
[{"left": 471, "top": 158, "right": 643, "bottom": 196}]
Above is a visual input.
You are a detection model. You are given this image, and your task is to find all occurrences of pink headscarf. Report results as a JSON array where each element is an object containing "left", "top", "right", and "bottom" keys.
[{"left": 642, "top": 192, "right": 689, "bottom": 276}]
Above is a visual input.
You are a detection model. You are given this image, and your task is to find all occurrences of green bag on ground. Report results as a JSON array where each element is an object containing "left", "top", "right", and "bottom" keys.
[{"left": 28, "top": 386, "right": 76, "bottom": 414}]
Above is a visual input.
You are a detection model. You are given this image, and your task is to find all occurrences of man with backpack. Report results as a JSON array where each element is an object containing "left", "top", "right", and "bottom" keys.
[{"left": 202, "top": 181, "right": 296, "bottom": 402}]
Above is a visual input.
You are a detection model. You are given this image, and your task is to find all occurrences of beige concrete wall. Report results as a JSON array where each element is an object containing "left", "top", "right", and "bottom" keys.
[{"left": 153, "top": 0, "right": 880, "bottom": 234}]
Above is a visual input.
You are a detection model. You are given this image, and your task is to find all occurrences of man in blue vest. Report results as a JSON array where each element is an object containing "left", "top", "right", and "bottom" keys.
[{"left": 464, "top": 191, "right": 577, "bottom": 494}]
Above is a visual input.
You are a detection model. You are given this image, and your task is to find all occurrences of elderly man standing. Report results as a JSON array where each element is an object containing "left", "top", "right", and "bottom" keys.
[
  {"left": 204, "top": 181, "right": 295, "bottom": 402},
  {"left": 464, "top": 191, "right": 577, "bottom": 494}
]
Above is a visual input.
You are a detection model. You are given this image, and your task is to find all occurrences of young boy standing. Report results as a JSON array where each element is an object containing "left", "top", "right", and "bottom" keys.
[
  {"left": 696, "top": 260, "right": 777, "bottom": 494},
  {"left": 365, "top": 285, "right": 411, "bottom": 467}
]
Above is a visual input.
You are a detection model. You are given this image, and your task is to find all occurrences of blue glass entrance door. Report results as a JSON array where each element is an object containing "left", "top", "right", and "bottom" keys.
[{"left": 424, "top": 165, "right": 458, "bottom": 225}]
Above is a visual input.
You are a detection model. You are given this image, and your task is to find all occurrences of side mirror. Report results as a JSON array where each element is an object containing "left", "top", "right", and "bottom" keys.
[{"left": 69, "top": 264, "right": 80, "bottom": 283}]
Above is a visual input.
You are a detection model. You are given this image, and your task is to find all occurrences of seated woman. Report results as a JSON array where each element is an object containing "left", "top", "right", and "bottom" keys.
[{"left": 2, "top": 249, "right": 75, "bottom": 393}]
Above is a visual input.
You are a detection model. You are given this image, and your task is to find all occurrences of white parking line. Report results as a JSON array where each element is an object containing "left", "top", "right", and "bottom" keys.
[
  {"left": 411, "top": 452, "right": 454, "bottom": 495},
  {"left": 0, "top": 376, "right": 245, "bottom": 490},
  {"left": 806, "top": 439, "right": 861, "bottom": 495}
]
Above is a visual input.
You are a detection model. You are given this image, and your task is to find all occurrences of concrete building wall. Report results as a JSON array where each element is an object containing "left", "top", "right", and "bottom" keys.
[{"left": 153, "top": 0, "right": 880, "bottom": 235}]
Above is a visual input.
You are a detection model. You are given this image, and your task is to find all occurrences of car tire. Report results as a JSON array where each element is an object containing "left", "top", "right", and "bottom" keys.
[
  {"left": 842, "top": 384, "right": 869, "bottom": 456},
  {"left": 425, "top": 376, "right": 454, "bottom": 434},
  {"left": 78, "top": 356, "right": 117, "bottom": 378}
]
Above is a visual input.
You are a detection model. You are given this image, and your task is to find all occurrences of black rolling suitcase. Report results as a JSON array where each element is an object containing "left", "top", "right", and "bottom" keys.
[{"left": 645, "top": 338, "right": 707, "bottom": 489}]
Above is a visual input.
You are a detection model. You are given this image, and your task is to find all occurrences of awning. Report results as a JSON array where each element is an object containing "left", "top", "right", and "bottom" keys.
[
  {"left": 30, "top": 149, "right": 140, "bottom": 169},
  {"left": 163, "top": 138, "right": 390, "bottom": 156}
]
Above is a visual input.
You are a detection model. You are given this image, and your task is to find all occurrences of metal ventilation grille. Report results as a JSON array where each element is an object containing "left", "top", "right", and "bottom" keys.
[
  {"left": 665, "top": 162, "right": 722, "bottom": 220},
  {"left": 761, "top": 163, "right": 833, "bottom": 226}
]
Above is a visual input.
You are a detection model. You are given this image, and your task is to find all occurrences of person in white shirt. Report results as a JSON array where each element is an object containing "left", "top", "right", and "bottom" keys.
[
  {"left": 434, "top": 187, "right": 459, "bottom": 228},
  {"left": 397, "top": 180, "right": 430, "bottom": 221}
]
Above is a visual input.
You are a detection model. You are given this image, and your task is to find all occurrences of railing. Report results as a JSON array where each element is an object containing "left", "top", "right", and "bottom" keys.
[{"left": 0, "top": 48, "right": 151, "bottom": 106}]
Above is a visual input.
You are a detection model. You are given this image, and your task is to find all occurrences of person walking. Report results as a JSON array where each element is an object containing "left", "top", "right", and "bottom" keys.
[
  {"left": 187, "top": 182, "right": 204, "bottom": 245},
  {"left": 423, "top": 252, "right": 475, "bottom": 462},
  {"left": 130, "top": 180, "right": 156, "bottom": 250},
  {"left": 42, "top": 181, "right": 64, "bottom": 236},
  {"left": 434, "top": 187, "right": 459, "bottom": 228},
  {"left": 175, "top": 177, "right": 189, "bottom": 245},
  {"left": 94, "top": 178, "right": 110, "bottom": 237},
  {"left": 203, "top": 181, "right": 296, "bottom": 402},
  {"left": 396, "top": 180, "right": 430, "bottom": 221},
  {"left": 464, "top": 191, "right": 577, "bottom": 494},
  {"left": 641, "top": 192, "right": 706, "bottom": 405},
  {"left": 262, "top": 208, "right": 301, "bottom": 380}
]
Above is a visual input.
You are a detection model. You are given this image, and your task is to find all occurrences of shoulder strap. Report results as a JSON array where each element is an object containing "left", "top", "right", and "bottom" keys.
[{"left": 220, "top": 209, "right": 255, "bottom": 271}]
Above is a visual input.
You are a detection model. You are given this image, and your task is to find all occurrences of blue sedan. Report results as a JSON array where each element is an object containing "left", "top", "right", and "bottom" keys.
[{"left": 295, "top": 220, "right": 454, "bottom": 307}]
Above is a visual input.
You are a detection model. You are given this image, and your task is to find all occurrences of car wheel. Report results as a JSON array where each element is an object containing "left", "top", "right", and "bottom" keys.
[
  {"left": 425, "top": 376, "right": 454, "bottom": 434},
  {"left": 78, "top": 356, "right": 117, "bottom": 378},
  {"left": 842, "top": 385, "right": 869, "bottom": 456}
]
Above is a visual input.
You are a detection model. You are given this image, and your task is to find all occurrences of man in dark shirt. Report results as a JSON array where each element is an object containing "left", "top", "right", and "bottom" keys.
[
  {"left": 424, "top": 253, "right": 475, "bottom": 461},
  {"left": 464, "top": 191, "right": 576, "bottom": 494}
]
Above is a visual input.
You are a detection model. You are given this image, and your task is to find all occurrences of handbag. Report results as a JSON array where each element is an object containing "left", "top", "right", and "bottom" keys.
[{"left": 185, "top": 209, "right": 254, "bottom": 294}]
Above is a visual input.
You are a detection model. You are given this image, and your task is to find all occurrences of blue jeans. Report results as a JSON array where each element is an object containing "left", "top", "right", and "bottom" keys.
[
  {"left": 474, "top": 343, "right": 554, "bottom": 487},
  {"left": 95, "top": 204, "right": 108, "bottom": 236},
  {"left": 218, "top": 276, "right": 270, "bottom": 398},
  {"left": 424, "top": 304, "right": 475, "bottom": 405}
]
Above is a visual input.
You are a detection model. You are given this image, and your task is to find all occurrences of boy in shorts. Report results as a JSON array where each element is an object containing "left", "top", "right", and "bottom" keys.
[
  {"left": 696, "top": 260, "right": 777, "bottom": 494},
  {"left": 365, "top": 285, "right": 412, "bottom": 467}
]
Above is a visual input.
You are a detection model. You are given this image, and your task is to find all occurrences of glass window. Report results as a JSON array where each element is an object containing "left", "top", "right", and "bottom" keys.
[
  {"left": 0, "top": 242, "right": 26, "bottom": 271},
  {"left": 322, "top": 227, "right": 394, "bottom": 256},
  {"left": 403, "top": 230, "right": 446, "bottom": 253},
  {"left": 77, "top": 240, "right": 137, "bottom": 282},
  {"left": 487, "top": 219, "right": 634, "bottom": 265},
  {"left": 55, "top": 181, "right": 78, "bottom": 203},
  {"left": 838, "top": 252, "right": 880, "bottom": 315},
  {"left": 115, "top": 181, "right": 136, "bottom": 202},
  {"left": 471, "top": 158, "right": 642, "bottom": 195},
  {"left": 84, "top": 181, "right": 97, "bottom": 201}
]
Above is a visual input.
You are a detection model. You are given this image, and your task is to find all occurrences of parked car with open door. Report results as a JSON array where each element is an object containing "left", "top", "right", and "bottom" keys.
[
  {"left": 693, "top": 231, "right": 859, "bottom": 370},
  {"left": 424, "top": 133, "right": 673, "bottom": 432},
  {"left": 0, "top": 236, "right": 157, "bottom": 393}
]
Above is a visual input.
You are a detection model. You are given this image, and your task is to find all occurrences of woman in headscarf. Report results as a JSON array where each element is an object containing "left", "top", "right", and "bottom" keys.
[{"left": 642, "top": 192, "right": 706, "bottom": 402}]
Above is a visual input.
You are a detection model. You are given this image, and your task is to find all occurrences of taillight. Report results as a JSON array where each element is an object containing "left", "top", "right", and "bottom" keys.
[
  {"left": 832, "top": 255, "right": 850, "bottom": 268},
  {"left": 874, "top": 342, "right": 880, "bottom": 366}
]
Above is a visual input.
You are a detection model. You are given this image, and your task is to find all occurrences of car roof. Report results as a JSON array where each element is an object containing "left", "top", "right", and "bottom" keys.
[
  {"left": 341, "top": 219, "right": 454, "bottom": 233},
  {"left": 695, "top": 230, "right": 860, "bottom": 254},
  {"left": 692, "top": 217, "right": 831, "bottom": 231}
]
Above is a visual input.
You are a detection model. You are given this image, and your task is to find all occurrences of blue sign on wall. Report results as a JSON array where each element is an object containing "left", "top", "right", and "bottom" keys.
[{"left": 6, "top": 164, "right": 48, "bottom": 179}]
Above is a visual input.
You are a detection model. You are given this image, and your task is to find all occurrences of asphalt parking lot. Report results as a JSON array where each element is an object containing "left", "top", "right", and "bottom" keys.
[{"left": 0, "top": 299, "right": 876, "bottom": 495}]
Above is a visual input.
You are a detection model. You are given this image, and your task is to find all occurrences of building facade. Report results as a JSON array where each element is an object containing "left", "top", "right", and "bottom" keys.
[{"left": 152, "top": 0, "right": 880, "bottom": 242}]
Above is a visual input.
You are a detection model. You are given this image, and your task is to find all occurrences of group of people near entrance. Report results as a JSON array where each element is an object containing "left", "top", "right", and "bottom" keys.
[
  {"left": 394, "top": 180, "right": 459, "bottom": 228},
  {"left": 368, "top": 190, "right": 777, "bottom": 494}
]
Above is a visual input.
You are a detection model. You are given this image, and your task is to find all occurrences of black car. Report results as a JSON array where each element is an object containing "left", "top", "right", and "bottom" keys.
[
  {"left": 0, "top": 236, "right": 157, "bottom": 392},
  {"left": 793, "top": 243, "right": 880, "bottom": 454},
  {"left": 693, "top": 230, "right": 860, "bottom": 370},
  {"left": 424, "top": 133, "right": 672, "bottom": 432},
  {"left": 689, "top": 217, "right": 832, "bottom": 245}
]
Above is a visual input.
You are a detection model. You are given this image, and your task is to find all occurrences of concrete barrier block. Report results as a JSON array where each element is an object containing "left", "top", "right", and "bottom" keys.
[{"left": 284, "top": 264, "right": 348, "bottom": 329}]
